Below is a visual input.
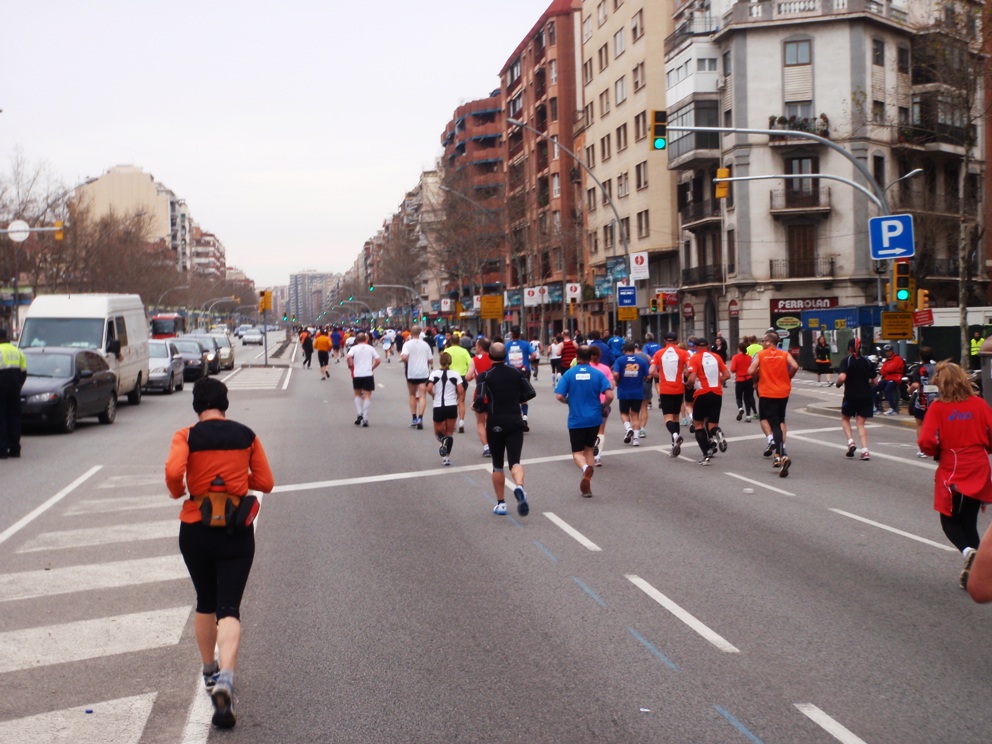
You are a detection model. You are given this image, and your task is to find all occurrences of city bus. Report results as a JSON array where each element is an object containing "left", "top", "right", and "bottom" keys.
[{"left": 150, "top": 313, "right": 187, "bottom": 339}]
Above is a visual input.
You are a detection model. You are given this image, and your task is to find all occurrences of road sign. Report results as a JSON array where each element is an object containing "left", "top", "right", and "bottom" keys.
[
  {"left": 565, "top": 283, "right": 581, "bottom": 301},
  {"left": 617, "top": 286, "right": 637, "bottom": 307},
  {"left": 869, "top": 215, "right": 915, "bottom": 260},
  {"left": 618, "top": 306, "right": 638, "bottom": 321},
  {"left": 881, "top": 310, "right": 915, "bottom": 340},
  {"left": 480, "top": 295, "right": 503, "bottom": 320},
  {"left": 6, "top": 220, "right": 29, "bottom": 243},
  {"left": 630, "top": 252, "right": 650, "bottom": 280},
  {"left": 913, "top": 308, "right": 934, "bottom": 327}
]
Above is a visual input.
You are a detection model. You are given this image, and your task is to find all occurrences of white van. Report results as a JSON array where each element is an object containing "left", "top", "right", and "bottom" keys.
[{"left": 18, "top": 294, "right": 151, "bottom": 405}]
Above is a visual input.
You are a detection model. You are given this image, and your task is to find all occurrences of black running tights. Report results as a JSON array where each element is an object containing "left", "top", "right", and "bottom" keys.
[{"left": 940, "top": 491, "right": 982, "bottom": 553}]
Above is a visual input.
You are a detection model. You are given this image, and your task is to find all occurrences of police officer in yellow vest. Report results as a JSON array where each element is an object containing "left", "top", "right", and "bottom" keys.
[
  {"left": 972, "top": 332, "right": 985, "bottom": 371},
  {"left": 0, "top": 327, "right": 28, "bottom": 459}
]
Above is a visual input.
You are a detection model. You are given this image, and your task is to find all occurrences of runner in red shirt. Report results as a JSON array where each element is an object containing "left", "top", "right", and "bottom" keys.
[
  {"left": 466, "top": 337, "right": 494, "bottom": 458},
  {"left": 650, "top": 331, "right": 691, "bottom": 457},
  {"left": 686, "top": 338, "right": 731, "bottom": 464}
]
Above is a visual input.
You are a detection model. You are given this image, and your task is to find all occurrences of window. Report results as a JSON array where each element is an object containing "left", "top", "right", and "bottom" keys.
[
  {"left": 597, "top": 0, "right": 607, "bottom": 26},
  {"left": 583, "top": 58, "right": 593, "bottom": 85},
  {"left": 635, "top": 160, "right": 648, "bottom": 190},
  {"left": 603, "top": 224, "right": 615, "bottom": 250},
  {"left": 602, "top": 178, "right": 612, "bottom": 200},
  {"left": 784, "top": 40, "right": 811, "bottom": 66},
  {"left": 583, "top": 102, "right": 595, "bottom": 125},
  {"left": 552, "top": 135, "right": 559, "bottom": 159},
  {"left": 696, "top": 57, "right": 717, "bottom": 72},
  {"left": 548, "top": 20, "right": 556, "bottom": 45},
  {"left": 872, "top": 100, "right": 885, "bottom": 124},
  {"left": 614, "top": 28, "right": 626, "bottom": 57},
  {"left": 636, "top": 210, "right": 650, "bottom": 239},
  {"left": 601, "top": 134, "right": 612, "bottom": 161},
  {"left": 585, "top": 145, "right": 596, "bottom": 168},
  {"left": 667, "top": 59, "right": 692, "bottom": 88},
  {"left": 726, "top": 230, "right": 736, "bottom": 274},
  {"left": 873, "top": 155, "right": 885, "bottom": 186},
  {"left": 617, "top": 171, "right": 629, "bottom": 197},
  {"left": 631, "top": 9, "right": 643, "bottom": 40},
  {"left": 620, "top": 217, "right": 630, "bottom": 244},
  {"left": 613, "top": 0, "right": 623, "bottom": 9},
  {"left": 723, "top": 50, "right": 732, "bottom": 76},
  {"left": 897, "top": 47, "right": 910, "bottom": 74},
  {"left": 615, "top": 76, "right": 627, "bottom": 105},
  {"left": 553, "top": 210, "right": 561, "bottom": 231},
  {"left": 616, "top": 123, "right": 628, "bottom": 151},
  {"left": 724, "top": 164, "right": 734, "bottom": 207},
  {"left": 785, "top": 101, "right": 813, "bottom": 121},
  {"left": 508, "top": 93, "right": 523, "bottom": 118},
  {"left": 898, "top": 106, "right": 909, "bottom": 126},
  {"left": 114, "top": 317, "right": 129, "bottom": 347},
  {"left": 598, "top": 44, "right": 609, "bottom": 71},
  {"left": 583, "top": 15, "right": 593, "bottom": 42},
  {"left": 633, "top": 61, "right": 645, "bottom": 90},
  {"left": 550, "top": 97, "right": 558, "bottom": 121},
  {"left": 507, "top": 58, "right": 522, "bottom": 85},
  {"left": 552, "top": 173, "right": 561, "bottom": 197},
  {"left": 589, "top": 230, "right": 599, "bottom": 255},
  {"left": 599, "top": 89, "right": 610, "bottom": 116},
  {"left": 550, "top": 59, "right": 558, "bottom": 84},
  {"left": 634, "top": 110, "right": 647, "bottom": 140},
  {"left": 872, "top": 39, "right": 885, "bottom": 66},
  {"left": 724, "top": 109, "right": 733, "bottom": 128},
  {"left": 587, "top": 188, "right": 598, "bottom": 210}
]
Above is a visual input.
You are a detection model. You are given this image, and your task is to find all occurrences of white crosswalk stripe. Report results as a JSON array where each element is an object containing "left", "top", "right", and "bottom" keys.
[
  {"left": 222, "top": 366, "right": 287, "bottom": 390},
  {"left": 16, "top": 520, "right": 176, "bottom": 553},
  {"left": 0, "top": 555, "right": 187, "bottom": 603},
  {"left": 0, "top": 693, "right": 157, "bottom": 744}
]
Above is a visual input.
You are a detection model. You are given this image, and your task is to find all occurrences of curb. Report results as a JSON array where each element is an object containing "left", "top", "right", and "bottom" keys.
[{"left": 805, "top": 404, "right": 918, "bottom": 428}]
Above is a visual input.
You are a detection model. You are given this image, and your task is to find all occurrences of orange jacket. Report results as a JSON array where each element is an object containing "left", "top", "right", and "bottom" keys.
[{"left": 313, "top": 335, "right": 332, "bottom": 352}]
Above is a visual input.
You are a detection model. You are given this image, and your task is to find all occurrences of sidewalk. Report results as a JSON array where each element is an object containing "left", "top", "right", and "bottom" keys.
[{"left": 804, "top": 401, "right": 917, "bottom": 429}]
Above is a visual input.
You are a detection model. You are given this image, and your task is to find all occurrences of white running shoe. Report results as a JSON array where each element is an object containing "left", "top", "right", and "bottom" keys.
[
  {"left": 594, "top": 454, "right": 602, "bottom": 467},
  {"left": 632, "top": 437, "right": 640, "bottom": 447},
  {"left": 493, "top": 502, "right": 507, "bottom": 515},
  {"left": 623, "top": 429, "right": 634, "bottom": 445}
]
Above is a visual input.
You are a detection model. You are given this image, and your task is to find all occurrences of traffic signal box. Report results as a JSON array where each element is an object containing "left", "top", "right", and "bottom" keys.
[
  {"left": 917, "top": 288, "right": 930, "bottom": 310},
  {"left": 650, "top": 110, "right": 668, "bottom": 151},
  {"left": 714, "top": 168, "right": 730, "bottom": 199},
  {"left": 891, "top": 261, "right": 914, "bottom": 311},
  {"left": 650, "top": 295, "right": 660, "bottom": 313},
  {"left": 258, "top": 290, "right": 272, "bottom": 312},
  {"left": 54, "top": 221, "right": 64, "bottom": 241}
]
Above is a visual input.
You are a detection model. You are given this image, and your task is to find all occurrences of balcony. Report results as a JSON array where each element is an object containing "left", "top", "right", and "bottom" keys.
[
  {"left": 664, "top": 18, "right": 721, "bottom": 55},
  {"left": 722, "top": 0, "right": 909, "bottom": 27},
  {"left": 679, "top": 200, "right": 723, "bottom": 230},
  {"left": 667, "top": 131, "right": 721, "bottom": 170},
  {"left": 681, "top": 265, "right": 725, "bottom": 286},
  {"left": 768, "top": 115, "right": 830, "bottom": 145},
  {"left": 769, "top": 187, "right": 832, "bottom": 217},
  {"left": 769, "top": 257, "right": 835, "bottom": 280},
  {"left": 894, "top": 125, "right": 971, "bottom": 155}
]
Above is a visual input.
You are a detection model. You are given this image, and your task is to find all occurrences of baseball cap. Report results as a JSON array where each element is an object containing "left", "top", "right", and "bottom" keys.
[
  {"left": 664, "top": 331, "right": 677, "bottom": 341},
  {"left": 695, "top": 338, "right": 710, "bottom": 347},
  {"left": 883, "top": 344, "right": 893, "bottom": 352}
]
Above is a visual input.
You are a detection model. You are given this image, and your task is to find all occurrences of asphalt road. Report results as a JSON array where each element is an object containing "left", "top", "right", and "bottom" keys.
[{"left": 2, "top": 341, "right": 991, "bottom": 743}]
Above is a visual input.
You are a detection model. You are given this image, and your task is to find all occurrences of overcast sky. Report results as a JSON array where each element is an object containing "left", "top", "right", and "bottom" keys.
[{"left": 1, "top": 0, "right": 548, "bottom": 287}]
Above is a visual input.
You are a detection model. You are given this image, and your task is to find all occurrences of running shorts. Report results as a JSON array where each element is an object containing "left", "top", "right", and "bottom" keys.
[
  {"left": 759, "top": 396, "right": 788, "bottom": 423},
  {"left": 433, "top": 405, "right": 458, "bottom": 423},
  {"left": 841, "top": 399, "right": 874, "bottom": 419},
  {"left": 569, "top": 425, "right": 600, "bottom": 453},
  {"left": 692, "top": 391, "right": 722, "bottom": 424},
  {"left": 352, "top": 376, "right": 375, "bottom": 392},
  {"left": 659, "top": 393, "right": 683, "bottom": 416},
  {"left": 618, "top": 399, "right": 643, "bottom": 415}
]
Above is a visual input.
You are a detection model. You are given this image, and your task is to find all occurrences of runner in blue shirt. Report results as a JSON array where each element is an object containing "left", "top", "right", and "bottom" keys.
[
  {"left": 506, "top": 326, "right": 537, "bottom": 431},
  {"left": 612, "top": 341, "right": 650, "bottom": 447},
  {"left": 642, "top": 332, "right": 661, "bottom": 359},
  {"left": 555, "top": 344, "right": 613, "bottom": 497},
  {"left": 607, "top": 327, "right": 625, "bottom": 360},
  {"left": 587, "top": 330, "right": 615, "bottom": 368}
]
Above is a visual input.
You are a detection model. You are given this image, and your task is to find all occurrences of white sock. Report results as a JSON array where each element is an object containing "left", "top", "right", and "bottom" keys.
[
  {"left": 362, "top": 398, "right": 371, "bottom": 418},
  {"left": 767, "top": 435, "right": 774, "bottom": 444},
  {"left": 355, "top": 398, "right": 363, "bottom": 416},
  {"left": 624, "top": 422, "right": 632, "bottom": 432}
]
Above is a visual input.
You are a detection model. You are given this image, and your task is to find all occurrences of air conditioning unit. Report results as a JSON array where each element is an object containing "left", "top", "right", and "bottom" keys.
[{"left": 716, "top": 78, "right": 726, "bottom": 91}]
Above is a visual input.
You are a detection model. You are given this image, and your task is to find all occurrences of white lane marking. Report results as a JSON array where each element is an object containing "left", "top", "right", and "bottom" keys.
[
  {"left": 64, "top": 495, "right": 175, "bottom": 515},
  {"left": 271, "top": 462, "right": 494, "bottom": 492},
  {"left": 220, "top": 367, "right": 243, "bottom": 383},
  {"left": 544, "top": 512, "right": 603, "bottom": 552},
  {"left": 16, "top": 520, "right": 175, "bottom": 553},
  {"left": 181, "top": 673, "right": 215, "bottom": 744},
  {"left": 97, "top": 474, "right": 162, "bottom": 489},
  {"left": 0, "top": 606, "right": 190, "bottom": 674},
  {"left": 830, "top": 509, "right": 957, "bottom": 552},
  {"left": 0, "top": 555, "right": 188, "bottom": 603},
  {"left": 626, "top": 574, "right": 740, "bottom": 653},
  {"left": 794, "top": 703, "right": 869, "bottom": 744},
  {"left": 787, "top": 433, "right": 936, "bottom": 469},
  {"left": 724, "top": 472, "right": 796, "bottom": 497},
  {"left": 282, "top": 366, "right": 292, "bottom": 389},
  {"left": 0, "top": 693, "right": 157, "bottom": 744},
  {"left": 0, "top": 466, "right": 102, "bottom": 547}
]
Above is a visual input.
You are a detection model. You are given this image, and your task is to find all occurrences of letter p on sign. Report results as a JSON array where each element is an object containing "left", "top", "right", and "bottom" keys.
[{"left": 869, "top": 214, "right": 915, "bottom": 260}]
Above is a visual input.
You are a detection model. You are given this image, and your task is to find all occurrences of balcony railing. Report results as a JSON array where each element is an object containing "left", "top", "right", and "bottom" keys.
[
  {"left": 681, "top": 265, "right": 725, "bottom": 286},
  {"left": 769, "top": 257, "right": 835, "bottom": 279},
  {"left": 680, "top": 200, "right": 722, "bottom": 225},
  {"left": 769, "top": 187, "right": 831, "bottom": 211},
  {"left": 664, "top": 18, "right": 721, "bottom": 54}
]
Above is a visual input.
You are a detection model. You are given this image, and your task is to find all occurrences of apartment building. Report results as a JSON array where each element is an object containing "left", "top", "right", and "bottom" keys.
[
  {"left": 288, "top": 270, "right": 335, "bottom": 326},
  {"left": 501, "top": 0, "right": 584, "bottom": 339},
  {"left": 189, "top": 226, "right": 226, "bottom": 278},
  {"left": 581, "top": 0, "right": 679, "bottom": 337},
  {"left": 665, "top": 0, "right": 985, "bottom": 341}
]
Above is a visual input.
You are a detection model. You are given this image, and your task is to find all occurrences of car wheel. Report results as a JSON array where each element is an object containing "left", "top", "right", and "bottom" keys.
[
  {"left": 127, "top": 376, "right": 142, "bottom": 405},
  {"left": 61, "top": 399, "right": 78, "bottom": 434},
  {"left": 98, "top": 392, "right": 118, "bottom": 424},
  {"left": 165, "top": 372, "right": 175, "bottom": 395},
  {"left": 176, "top": 376, "right": 184, "bottom": 392}
]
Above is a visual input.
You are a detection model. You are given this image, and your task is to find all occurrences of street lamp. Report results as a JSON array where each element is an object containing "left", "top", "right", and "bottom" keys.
[{"left": 155, "top": 285, "right": 189, "bottom": 314}]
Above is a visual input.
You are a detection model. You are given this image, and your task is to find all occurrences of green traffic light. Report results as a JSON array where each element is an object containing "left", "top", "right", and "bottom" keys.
[
  {"left": 653, "top": 137, "right": 667, "bottom": 150},
  {"left": 369, "top": 285, "right": 375, "bottom": 292},
  {"left": 896, "top": 288, "right": 911, "bottom": 301}
]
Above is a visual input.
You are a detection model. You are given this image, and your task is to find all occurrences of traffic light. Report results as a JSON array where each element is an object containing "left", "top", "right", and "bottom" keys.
[
  {"left": 650, "top": 110, "right": 668, "bottom": 150},
  {"left": 650, "top": 295, "right": 659, "bottom": 313},
  {"left": 917, "top": 288, "right": 930, "bottom": 310},
  {"left": 714, "top": 168, "right": 730, "bottom": 199},
  {"left": 258, "top": 290, "right": 272, "bottom": 311},
  {"left": 54, "top": 221, "right": 64, "bottom": 241},
  {"left": 368, "top": 284, "right": 375, "bottom": 292},
  {"left": 892, "top": 261, "right": 912, "bottom": 309},
  {"left": 292, "top": 315, "right": 297, "bottom": 323},
  {"left": 348, "top": 295, "right": 354, "bottom": 301},
  {"left": 283, "top": 313, "right": 288, "bottom": 322}
]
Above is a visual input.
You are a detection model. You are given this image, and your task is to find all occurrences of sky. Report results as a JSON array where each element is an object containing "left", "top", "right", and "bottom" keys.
[{"left": 0, "top": 0, "right": 550, "bottom": 288}]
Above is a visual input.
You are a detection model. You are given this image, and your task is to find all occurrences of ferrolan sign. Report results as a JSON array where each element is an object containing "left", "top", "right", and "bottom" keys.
[{"left": 769, "top": 297, "right": 838, "bottom": 332}]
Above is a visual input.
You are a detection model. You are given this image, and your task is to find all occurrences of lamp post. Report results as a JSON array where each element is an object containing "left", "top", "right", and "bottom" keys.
[
  {"left": 155, "top": 285, "right": 189, "bottom": 314},
  {"left": 370, "top": 283, "right": 421, "bottom": 331},
  {"left": 339, "top": 299, "right": 373, "bottom": 327}
]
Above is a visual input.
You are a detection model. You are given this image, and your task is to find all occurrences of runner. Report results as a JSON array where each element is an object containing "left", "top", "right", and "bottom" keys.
[
  {"left": 588, "top": 344, "right": 616, "bottom": 466},
  {"left": 748, "top": 332, "right": 799, "bottom": 477},
  {"left": 299, "top": 327, "right": 313, "bottom": 369},
  {"left": 908, "top": 346, "right": 938, "bottom": 458},
  {"left": 445, "top": 334, "right": 473, "bottom": 433},
  {"left": 729, "top": 341, "right": 757, "bottom": 422},
  {"left": 346, "top": 332, "right": 381, "bottom": 427},
  {"left": 382, "top": 328, "right": 396, "bottom": 363},
  {"left": 530, "top": 334, "right": 543, "bottom": 381},
  {"left": 548, "top": 334, "right": 564, "bottom": 386},
  {"left": 559, "top": 329, "right": 577, "bottom": 371},
  {"left": 427, "top": 352, "right": 464, "bottom": 466},
  {"left": 835, "top": 337, "right": 877, "bottom": 461},
  {"left": 555, "top": 344, "right": 614, "bottom": 496},
  {"left": 649, "top": 332, "right": 691, "bottom": 458},
  {"left": 685, "top": 338, "right": 731, "bottom": 465},
  {"left": 330, "top": 327, "right": 343, "bottom": 363},
  {"left": 400, "top": 325, "right": 433, "bottom": 429},
  {"left": 466, "top": 336, "right": 493, "bottom": 457},
  {"left": 612, "top": 341, "right": 650, "bottom": 448},
  {"left": 633, "top": 341, "right": 653, "bottom": 438},
  {"left": 313, "top": 329, "right": 332, "bottom": 379},
  {"left": 505, "top": 326, "right": 537, "bottom": 431}
]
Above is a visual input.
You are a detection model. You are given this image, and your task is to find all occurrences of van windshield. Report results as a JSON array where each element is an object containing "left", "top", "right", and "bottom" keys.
[{"left": 19, "top": 318, "right": 104, "bottom": 350}]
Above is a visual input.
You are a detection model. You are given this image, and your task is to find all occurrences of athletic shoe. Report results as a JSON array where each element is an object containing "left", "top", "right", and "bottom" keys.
[
  {"left": 736, "top": 408, "right": 744, "bottom": 421},
  {"left": 493, "top": 502, "right": 507, "bottom": 515},
  {"left": 203, "top": 665, "right": 219, "bottom": 690},
  {"left": 778, "top": 455, "right": 791, "bottom": 478},
  {"left": 763, "top": 442, "right": 775, "bottom": 457},
  {"left": 442, "top": 456, "right": 451, "bottom": 467},
  {"left": 594, "top": 454, "right": 602, "bottom": 467},
  {"left": 707, "top": 446, "right": 718, "bottom": 458},
  {"left": 593, "top": 436, "right": 601, "bottom": 458},
  {"left": 916, "top": 451, "right": 928, "bottom": 459},
  {"left": 846, "top": 441, "right": 856, "bottom": 458},
  {"left": 513, "top": 486, "right": 529, "bottom": 516},
  {"left": 522, "top": 418, "right": 530, "bottom": 432},
  {"left": 410, "top": 418, "right": 419, "bottom": 428},
  {"left": 698, "top": 456, "right": 712, "bottom": 465},
  {"left": 883, "top": 410, "right": 898, "bottom": 416},
  {"left": 745, "top": 415, "right": 752, "bottom": 423},
  {"left": 680, "top": 417, "right": 689, "bottom": 427},
  {"left": 860, "top": 450, "right": 871, "bottom": 461},
  {"left": 416, "top": 418, "right": 423, "bottom": 430},
  {"left": 671, "top": 435, "right": 683, "bottom": 458},
  {"left": 210, "top": 674, "right": 236, "bottom": 729},
  {"left": 458, "top": 420, "right": 465, "bottom": 433},
  {"left": 320, "top": 375, "right": 326, "bottom": 381},
  {"left": 580, "top": 466, "right": 594, "bottom": 497},
  {"left": 362, "top": 418, "right": 369, "bottom": 428},
  {"left": 961, "top": 548, "right": 978, "bottom": 590},
  {"left": 439, "top": 440, "right": 449, "bottom": 457},
  {"left": 688, "top": 424, "right": 696, "bottom": 434},
  {"left": 623, "top": 429, "right": 634, "bottom": 445},
  {"left": 354, "top": 415, "right": 363, "bottom": 426},
  {"left": 639, "top": 429, "right": 647, "bottom": 439},
  {"left": 482, "top": 445, "right": 491, "bottom": 458},
  {"left": 714, "top": 429, "right": 728, "bottom": 453},
  {"left": 773, "top": 455, "right": 782, "bottom": 469},
  {"left": 631, "top": 437, "right": 640, "bottom": 447}
]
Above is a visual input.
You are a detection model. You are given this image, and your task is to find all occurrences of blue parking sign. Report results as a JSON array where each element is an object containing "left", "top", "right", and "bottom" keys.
[
  {"left": 869, "top": 215, "right": 915, "bottom": 260},
  {"left": 617, "top": 286, "right": 637, "bottom": 307}
]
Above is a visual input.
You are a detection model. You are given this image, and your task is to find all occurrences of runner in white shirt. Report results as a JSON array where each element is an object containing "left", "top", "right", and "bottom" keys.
[
  {"left": 346, "top": 332, "right": 381, "bottom": 427},
  {"left": 400, "top": 325, "right": 433, "bottom": 429},
  {"left": 530, "top": 337, "right": 543, "bottom": 381},
  {"left": 549, "top": 336, "right": 563, "bottom": 386},
  {"left": 426, "top": 352, "right": 465, "bottom": 466},
  {"left": 382, "top": 328, "right": 396, "bottom": 363}
]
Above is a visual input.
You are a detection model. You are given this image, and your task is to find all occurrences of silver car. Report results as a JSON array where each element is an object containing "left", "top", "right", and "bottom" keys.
[
  {"left": 210, "top": 334, "right": 236, "bottom": 370},
  {"left": 242, "top": 328, "right": 264, "bottom": 345},
  {"left": 145, "top": 340, "right": 184, "bottom": 394}
]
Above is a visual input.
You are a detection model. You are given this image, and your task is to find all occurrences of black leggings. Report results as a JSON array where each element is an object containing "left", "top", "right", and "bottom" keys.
[
  {"left": 487, "top": 418, "right": 524, "bottom": 471},
  {"left": 179, "top": 522, "right": 255, "bottom": 621},
  {"left": 940, "top": 490, "right": 982, "bottom": 553},
  {"left": 734, "top": 380, "right": 756, "bottom": 416}
]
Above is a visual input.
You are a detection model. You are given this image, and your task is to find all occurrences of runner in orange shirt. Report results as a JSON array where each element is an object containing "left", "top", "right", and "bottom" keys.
[
  {"left": 649, "top": 331, "right": 691, "bottom": 457},
  {"left": 747, "top": 332, "right": 799, "bottom": 477},
  {"left": 686, "top": 338, "right": 731, "bottom": 464}
]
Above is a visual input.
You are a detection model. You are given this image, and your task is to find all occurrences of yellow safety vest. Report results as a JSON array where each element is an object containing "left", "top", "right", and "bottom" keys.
[
  {"left": 972, "top": 338, "right": 984, "bottom": 356},
  {"left": 0, "top": 342, "right": 27, "bottom": 373}
]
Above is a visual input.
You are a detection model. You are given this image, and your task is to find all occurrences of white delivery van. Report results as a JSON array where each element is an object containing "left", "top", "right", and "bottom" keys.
[{"left": 18, "top": 294, "right": 151, "bottom": 405}]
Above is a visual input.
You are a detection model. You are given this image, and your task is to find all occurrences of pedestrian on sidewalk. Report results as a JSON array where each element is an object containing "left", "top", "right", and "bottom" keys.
[
  {"left": 427, "top": 352, "right": 464, "bottom": 466},
  {"left": 836, "top": 337, "right": 877, "bottom": 461},
  {"left": 556, "top": 344, "right": 614, "bottom": 496},
  {"left": 918, "top": 361, "right": 992, "bottom": 590},
  {"left": 815, "top": 335, "right": 833, "bottom": 386}
]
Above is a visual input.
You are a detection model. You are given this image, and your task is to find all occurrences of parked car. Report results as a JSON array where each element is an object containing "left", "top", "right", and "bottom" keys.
[
  {"left": 195, "top": 335, "right": 222, "bottom": 374},
  {"left": 20, "top": 347, "right": 118, "bottom": 433},
  {"left": 145, "top": 340, "right": 184, "bottom": 394},
  {"left": 209, "top": 333, "right": 236, "bottom": 370},
  {"left": 242, "top": 328, "right": 264, "bottom": 346},
  {"left": 173, "top": 339, "right": 211, "bottom": 381}
]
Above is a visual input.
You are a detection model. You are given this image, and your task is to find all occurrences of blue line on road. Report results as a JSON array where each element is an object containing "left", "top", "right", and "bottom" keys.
[
  {"left": 714, "top": 705, "right": 765, "bottom": 744},
  {"left": 627, "top": 628, "right": 678, "bottom": 671},
  {"left": 534, "top": 540, "right": 558, "bottom": 563},
  {"left": 572, "top": 577, "right": 606, "bottom": 607}
]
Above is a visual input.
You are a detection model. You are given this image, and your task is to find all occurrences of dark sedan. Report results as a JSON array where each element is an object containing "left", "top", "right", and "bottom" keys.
[
  {"left": 21, "top": 348, "right": 118, "bottom": 433},
  {"left": 173, "top": 339, "right": 211, "bottom": 381}
]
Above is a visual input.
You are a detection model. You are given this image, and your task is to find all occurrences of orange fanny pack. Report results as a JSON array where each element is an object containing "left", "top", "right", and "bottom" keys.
[{"left": 192, "top": 492, "right": 242, "bottom": 528}]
